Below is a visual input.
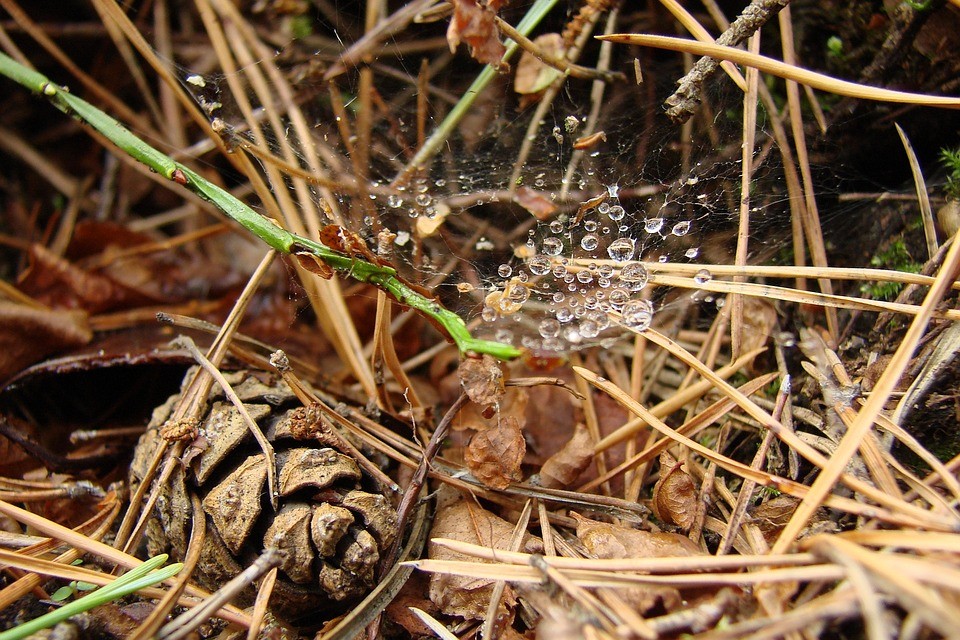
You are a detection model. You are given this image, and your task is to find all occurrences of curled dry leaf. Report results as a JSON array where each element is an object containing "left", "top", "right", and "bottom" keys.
[
  {"left": 459, "top": 353, "right": 505, "bottom": 408},
  {"left": 465, "top": 415, "right": 525, "bottom": 489},
  {"left": 514, "top": 33, "right": 564, "bottom": 95},
  {"left": 537, "top": 422, "right": 594, "bottom": 489},
  {"left": 651, "top": 452, "right": 698, "bottom": 532},
  {"left": 515, "top": 187, "right": 558, "bottom": 221},
  {"left": 573, "top": 512, "right": 702, "bottom": 613},
  {"left": 428, "top": 496, "right": 539, "bottom": 620},
  {"left": 0, "top": 302, "right": 91, "bottom": 381},
  {"left": 447, "top": 0, "right": 505, "bottom": 67}
]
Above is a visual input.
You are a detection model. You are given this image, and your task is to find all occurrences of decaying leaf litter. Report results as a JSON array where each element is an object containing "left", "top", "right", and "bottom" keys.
[{"left": 1, "top": 0, "right": 960, "bottom": 639}]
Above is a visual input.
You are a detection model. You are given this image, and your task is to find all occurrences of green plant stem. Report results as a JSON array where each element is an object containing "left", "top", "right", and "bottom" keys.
[
  {"left": 0, "top": 52, "right": 522, "bottom": 361},
  {"left": 0, "top": 555, "right": 182, "bottom": 640}
]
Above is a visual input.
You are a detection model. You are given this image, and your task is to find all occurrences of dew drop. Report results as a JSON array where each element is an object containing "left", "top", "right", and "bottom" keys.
[
  {"left": 684, "top": 247, "right": 700, "bottom": 259},
  {"left": 556, "top": 307, "right": 573, "bottom": 323},
  {"left": 607, "top": 205, "right": 625, "bottom": 221},
  {"left": 597, "top": 277, "right": 611, "bottom": 288},
  {"left": 495, "top": 328, "right": 514, "bottom": 343},
  {"left": 528, "top": 255, "right": 551, "bottom": 275},
  {"left": 387, "top": 194, "right": 403, "bottom": 208},
  {"left": 415, "top": 194, "right": 432, "bottom": 207},
  {"left": 577, "top": 270, "right": 593, "bottom": 284},
  {"left": 552, "top": 292, "right": 565, "bottom": 303},
  {"left": 481, "top": 306, "right": 497, "bottom": 322},
  {"left": 549, "top": 220, "right": 564, "bottom": 234},
  {"left": 581, "top": 234, "right": 599, "bottom": 251},
  {"left": 609, "top": 288, "right": 629, "bottom": 308},
  {"left": 598, "top": 264, "right": 614, "bottom": 278},
  {"left": 621, "top": 299, "right": 654, "bottom": 330},
  {"left": 584, "top": 220, "right": 598, "bottom": 232},
  {"left": 539, "top": 318, "right": 561, "bottom": 338},
  {"left": 542, "top": 237, "right": 564, "bottom": 256},
  {"left": 618, "top": 262, "right": 649, "bottom": 289},
  {"left": 694, "top": 268, "right": 712, "bottom": 284},
  {"left": 672, "top": 221, "right": 691, "bottom": 236},
  {"left": 597, "top": 202, "right": 611, "bottom": 215},
  {"left": 579, "top": 319, "right": 600, "bottom": 339},
  {"left": 563, "top": 326, "right": 583, "bottom": 344},
  {"left": 607, "top": 238, "right": 636, "bottom": 262},
  {"left": 498, "top": 264, "right": 513, "bottom": 278},
  {"left": 644, "top": 218, "right": 664, "bottom": 234},
  {"left": 606, "top": 184, "right": 620, "bottom": 198}
]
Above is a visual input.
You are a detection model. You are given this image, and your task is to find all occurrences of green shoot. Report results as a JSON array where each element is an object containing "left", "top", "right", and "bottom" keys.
[
  {"left": 0, "top": 52, "right": 523, "bottom": 362},
  {"left": 0, "top": 555, "right": 182, "bottom": 640},
  {"left": 941, "top": 146, "right": 960, "bottom": 201}
]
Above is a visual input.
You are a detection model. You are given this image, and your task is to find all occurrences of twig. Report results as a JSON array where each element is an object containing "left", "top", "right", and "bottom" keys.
[{"left": 662, "top": 0, "right": 792, "bottom": 122}]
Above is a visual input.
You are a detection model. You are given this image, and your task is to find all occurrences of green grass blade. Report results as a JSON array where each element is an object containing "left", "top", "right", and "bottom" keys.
[{"left": 0, "top": 556, "right": 182, "bottom": 640}]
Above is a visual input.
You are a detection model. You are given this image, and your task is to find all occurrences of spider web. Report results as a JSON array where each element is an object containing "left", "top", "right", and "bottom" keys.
[{"left": 168, "top": 6, "right": 816, "bottom": 355}]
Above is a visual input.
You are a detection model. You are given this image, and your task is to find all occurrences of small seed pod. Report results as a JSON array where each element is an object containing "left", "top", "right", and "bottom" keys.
[{"left": 130, "top": 369, "right": 398, "bottom": 617}]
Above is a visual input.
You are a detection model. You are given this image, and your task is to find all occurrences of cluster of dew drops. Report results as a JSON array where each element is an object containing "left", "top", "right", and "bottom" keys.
[{"left": 481, "top": 184, "right": 704, "bottom": 352}]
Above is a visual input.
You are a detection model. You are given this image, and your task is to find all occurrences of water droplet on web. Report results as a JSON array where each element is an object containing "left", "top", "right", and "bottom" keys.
[
  {"left": 694, "top": 268, "right": 712, "bottom": 284},
  {"left": 584, "top": 220, "right": 598, "bottom": 232},
  {"left": 482, "top": 306, "right": 497, "bottom": 322},
  {"left": 607, "top": 205, "right": 625, "bottom": 221},
  {"left": 618, "top": 262, "right": 648, "bottom": 289},
  {"left": 581, "top": 234, "right": 599, "bottom": 251},
  {"left": 552, "top": 292, "right": 565, "bottom": 303},
  {"left": 609, "top": 288, "right": 629, "bottom": 308},
  {"left": 415, "top": 194, "right": 432, "bottom": 207},
  {"left": 542, "top": 237, "right": 564, "bottom": 256},
  {"left": 528, "top": 255, "right": 551, "bottom": 275},
  {"left": 672, "top": 221, "right": 691, "bottom": 236},
  {"left": 563, "top": 326, "right": 583, "bottom": 344},
  {"left": 621, "top": 299, "right": 654, "bottom": 330},
  {"left": 598, "top": 264, "right": 614, "bottom": 278},
  {"left": 557, "top": 307, "right": 573, "bottom": 322},
  {"left": 607, "top": 238, "right": 636, "bottom": 262},
  {"left": 644, "top": 218, "right": 664, "bottom": 234},
  {"left": 658, "top": 255, "right": 669, "bottom": 263},
  {"left": 576, "top": 270, "right": 593, "bottom": 284},
  {"left": 435, "top": 178, "right": 446, "bottom": 187},
  {"left": 597, "top": 202, "right": 610, "bottom": 215},
  {"left": 579, "top": 319, "right": 599, "bottom": 339},
  {"left": 598, "top": 277, "right": 610, "bottom": 288},
  {"left": 496, "top": 328, "right": 514, "bottom": 342},
  {"left": 387, "top": 194, "right": 403, "bottom": 208},
  {"left": 498, "top": 264, "right": 513, "bottom": 278},
  {"left": 684, "top": 247, "right": 700, "bottom": 259},
  {"left": 606, "top": 184, "right": 620, "bottom": 198},
  {"left": 549, "top": 220, "right": 564, "bottom": 234},
  {"left": 584, "top": 296, "right": 598, "bottom": 310},
  {"left": 538, "top": 318, "right": 560, "bottom": 338}
]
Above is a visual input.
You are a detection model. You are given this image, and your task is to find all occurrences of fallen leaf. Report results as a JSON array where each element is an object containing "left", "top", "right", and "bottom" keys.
[
  {"left": 428, "top": 496, "right": 538, "bottom": 620},
  {"left": 514, "top": 33, "right": 564, "bottom": 95},
  {"left": 465, "top": 416, "right": 525, "bottom": 489},
  {"left": 459, "top": 354, "right": 505, "bottom": 408},
  {"left": 0, "top": 302, "right": 91, "bottom": 382},
  {"left": 515, "top": 187, "right": 558, "bottom": 221},
  {"left": 651, "top": 452, "right": 698, "bottom": 532},
  {"left": 572, "top": 131, "right": 606, "bottom": 150},
  {"left": 573, "top": 512, "right": 702, "bottom": 613},
  {"left": 447, "top": 0, "right": 505, "bottom": 67},
  {"left": 537, "top": 422, "right": 594, "bottom": 489}
]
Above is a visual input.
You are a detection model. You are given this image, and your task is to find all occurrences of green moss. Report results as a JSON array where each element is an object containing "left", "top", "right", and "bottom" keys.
[
  {"left": 941, "top": 146, "right": 960, "bottom": 201},
  {"left": 861, "top": 238, "right": 921, "bottom": 301}
]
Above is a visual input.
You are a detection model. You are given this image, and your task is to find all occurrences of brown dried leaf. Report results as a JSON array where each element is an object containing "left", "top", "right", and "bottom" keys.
[
  {"left": 0, "top": 302, "right": 91, "bottom": 382},
  {"left": 447, "top": 0, "right": 505, "bottom": 67},
  {"left": 19, "top": 245, "right": 155, "bottom": 313},
  {"left": 538, "top": 422, "right": 594, "bottom": 489},
  {"left": 428, "top": 497, "right": 537, "bottom": 619},
  {"left": 459, "top": 354, "right": 505, "bottom": 408},
  {"left": 572, "top": 131, "right": 607, "bottom": 150},
  {"left": 651, "top": 452, "right": 698, "bottom": 532},
  {"left": 294, "top": 251, "right": 334, "bottom": 279},
  {"left": 573, "top": 512, "right": 702, "bottom": 613},
  {"left": 514, "top": 33, "right": 564, "bottom": 95},
  {"left": 573, "top": 512, "right": 702, "bottom": 559},
  {"left": 465, "top": 416, "right": 525, "bottom": 489},
  {"left": 515, "top": 187, "right": 558, "bottom": 220},
  {"left": 740, "top": 297, "right": 777, "bottom": 372}
]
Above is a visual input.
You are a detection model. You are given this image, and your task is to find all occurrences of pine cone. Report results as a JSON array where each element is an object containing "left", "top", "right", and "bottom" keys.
[{"left": 130, "top": 369, "right": 398, "bottom": 617}]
